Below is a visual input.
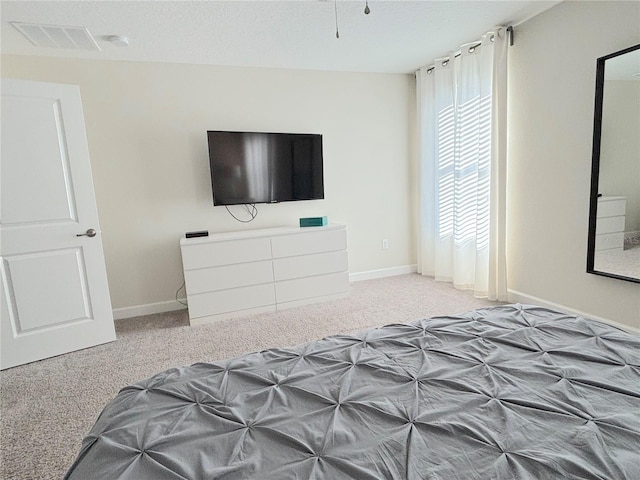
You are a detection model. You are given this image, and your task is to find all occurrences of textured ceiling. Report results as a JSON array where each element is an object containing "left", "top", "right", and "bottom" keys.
[{"left": 1, "top": 1, "right": 560, "bottom": 74}]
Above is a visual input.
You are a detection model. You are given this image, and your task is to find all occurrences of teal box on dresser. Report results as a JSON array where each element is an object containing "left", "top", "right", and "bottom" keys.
[{"left": 299, "top": 216, "right": 328, "bottom": 227}]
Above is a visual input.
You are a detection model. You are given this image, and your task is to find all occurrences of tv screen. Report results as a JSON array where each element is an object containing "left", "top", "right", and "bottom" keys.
[{"left": 207, "top": 131, "right": 324, "bottom": 206}]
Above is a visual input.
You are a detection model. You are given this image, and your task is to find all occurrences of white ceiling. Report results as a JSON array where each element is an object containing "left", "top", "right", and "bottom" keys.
[{"left": 1, "top": 1, "right": 560, "bottom": 74}]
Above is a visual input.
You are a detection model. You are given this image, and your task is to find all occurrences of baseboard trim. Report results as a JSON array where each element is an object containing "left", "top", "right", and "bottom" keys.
[
  {"left": 507, "top": 289, "right": 639, "bottom": 335},
  {"left": 349, "top": 264, "right": 417, "bottom": 282},
  {"left": 113, "top": 265, "right": 419, "bottom": 320},
  {"left": 113, "top": 299, "right": 187, "bottom": 320},
  {"left": 115, "top": 278, "right": 639, "bottom": 335}
]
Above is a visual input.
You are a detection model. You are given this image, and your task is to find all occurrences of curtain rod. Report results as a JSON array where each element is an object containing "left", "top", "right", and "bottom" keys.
[{"left": 420, "top": 25, "right": 513, "bottom": 75}]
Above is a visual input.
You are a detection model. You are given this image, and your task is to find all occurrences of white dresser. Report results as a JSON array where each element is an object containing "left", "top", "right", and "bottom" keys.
[
  {"left": 180, "top": 225, "right": 349, "bottom": 325},
  {"left": 595, "top": 196, "right": 626, "bottom": 251}
]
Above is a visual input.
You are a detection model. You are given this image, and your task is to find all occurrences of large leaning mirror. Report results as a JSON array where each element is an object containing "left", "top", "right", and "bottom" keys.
[{"left": 587, "top": 44, "right": 640, "bottom": 283}]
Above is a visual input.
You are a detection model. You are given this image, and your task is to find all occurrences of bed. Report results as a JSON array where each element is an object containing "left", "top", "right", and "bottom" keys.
[{"left": 65, "top": 304, "right": 640, "bottom": 479}]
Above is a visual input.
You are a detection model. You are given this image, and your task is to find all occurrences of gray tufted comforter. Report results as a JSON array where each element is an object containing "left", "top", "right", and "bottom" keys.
[{"left": 65, "top": 304, "right": 640, "bottom": 479}]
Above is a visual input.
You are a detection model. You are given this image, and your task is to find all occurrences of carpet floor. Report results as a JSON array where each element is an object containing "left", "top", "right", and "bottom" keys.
[{"left": 0, "top": 273, "right": 499, "bottom": 480}]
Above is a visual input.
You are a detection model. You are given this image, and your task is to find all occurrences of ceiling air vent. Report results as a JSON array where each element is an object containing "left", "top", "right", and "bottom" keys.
[{"left": 10, "top": 22, "right": 101, "bottom": 51}]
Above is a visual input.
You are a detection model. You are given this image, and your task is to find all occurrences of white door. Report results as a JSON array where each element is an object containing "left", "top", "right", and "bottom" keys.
[{"left": 1, "top": 79, "right": 116, "bottom": 370}]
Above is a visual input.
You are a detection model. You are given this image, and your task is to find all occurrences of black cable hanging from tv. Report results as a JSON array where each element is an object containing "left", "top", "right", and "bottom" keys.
[{"left": 225, "top": 204, "right": 258, "bottom": 223}]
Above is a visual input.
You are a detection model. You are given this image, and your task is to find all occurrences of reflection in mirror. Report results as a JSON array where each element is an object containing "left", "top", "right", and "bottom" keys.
[{"left": 588, "top": 44, "right": 640, "bottom": 283}]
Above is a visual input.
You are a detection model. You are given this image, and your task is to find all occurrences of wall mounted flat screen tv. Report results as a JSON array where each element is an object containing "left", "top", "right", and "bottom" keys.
[{"left": 207, "top": 131, "right": 324, "bottom": 206}]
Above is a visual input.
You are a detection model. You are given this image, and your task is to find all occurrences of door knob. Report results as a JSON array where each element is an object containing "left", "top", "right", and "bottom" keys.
[{"left": 77, "top": 228, "right": 97, "bottom": 238}]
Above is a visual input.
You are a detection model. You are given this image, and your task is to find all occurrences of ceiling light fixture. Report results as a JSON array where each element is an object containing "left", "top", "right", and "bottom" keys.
[
  {"left": 364, "top": 1, "right": 370, "bottom": 15},
  {"left": 106, "top": 35, "right": 129, "bottom": 47}
]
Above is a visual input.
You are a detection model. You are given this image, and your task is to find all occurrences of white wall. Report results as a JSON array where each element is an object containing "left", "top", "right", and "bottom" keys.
[
  {"left": 1, "top": 57, "right": 416, "bottom": 311},
  {"left": 508, "top": 1, "right": 640, "bottom": 329}
]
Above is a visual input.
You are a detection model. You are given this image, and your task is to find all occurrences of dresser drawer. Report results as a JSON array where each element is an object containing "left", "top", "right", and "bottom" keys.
[
  {"left": 271, "top": 228, "right": 347, "bottom": 258},
  {"left": 595, "top": 232, "right": 624, "bottom": 251},
  {"left": 595, "top": 216, "right": 625, "bottom": 235},
  {"left": 184, "top": 260, "right": 274, "bottom": 294},
  {"left": 273, "top": 251, "right": 347, "bottom": 281},
  {"left": 187, "top": 283, "right": 276, "bottom": 319},
  {"left": 597, "top": 198, "right": 626, "bottom": 218},
  {"left": 181, "top": 237, "right": 271, "bottom": 270},
  {"left": 275, "top": 271, "right": 349, "bottom": 304}
]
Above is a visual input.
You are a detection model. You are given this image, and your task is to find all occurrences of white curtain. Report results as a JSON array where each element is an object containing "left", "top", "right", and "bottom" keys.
[{"left": 416, "top": 27, "right": 508, "bottom": 300}]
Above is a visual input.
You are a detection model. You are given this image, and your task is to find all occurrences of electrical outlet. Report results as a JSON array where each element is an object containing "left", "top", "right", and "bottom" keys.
[{"left": 382, "top": 239, "right": 389, "bottom": 250}]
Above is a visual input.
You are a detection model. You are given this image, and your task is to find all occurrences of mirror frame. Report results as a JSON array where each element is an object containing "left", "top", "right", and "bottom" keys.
[{"left": 587, "top": 43, "right": 640, "bottom": 283}]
